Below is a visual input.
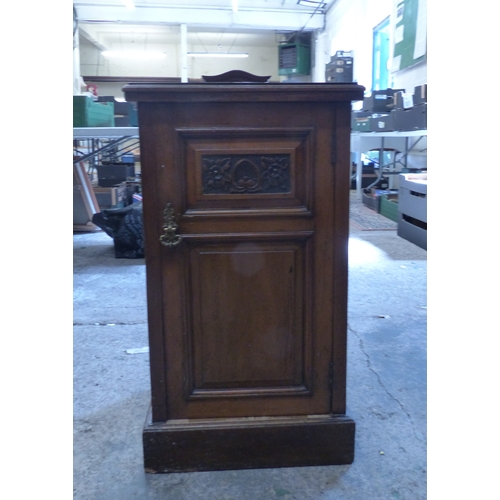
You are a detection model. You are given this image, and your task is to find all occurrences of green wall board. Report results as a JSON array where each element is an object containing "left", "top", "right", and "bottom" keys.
[{"left": 392, "top": 0, "right": 427, "bottom": 72}]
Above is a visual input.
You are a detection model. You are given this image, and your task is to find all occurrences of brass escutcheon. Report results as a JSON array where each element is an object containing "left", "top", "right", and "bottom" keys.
[{"left": 160, "top": 203, "right": 182, "bottom": 248}]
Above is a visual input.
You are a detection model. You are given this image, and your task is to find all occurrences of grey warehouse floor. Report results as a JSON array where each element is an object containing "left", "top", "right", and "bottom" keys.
[{"left": 73, "top": 193, "right": 427, "bottom": 500}]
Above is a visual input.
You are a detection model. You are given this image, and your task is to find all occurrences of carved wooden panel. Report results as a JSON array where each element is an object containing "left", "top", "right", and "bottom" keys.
[
  {"left": 202, "top": 154, "right": 291, "bottom": 195},
  {"left": 177, "top": 127, "right": 314, "bottom": 216}
]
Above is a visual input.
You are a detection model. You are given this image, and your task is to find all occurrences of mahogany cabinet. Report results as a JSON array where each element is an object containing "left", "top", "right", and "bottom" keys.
[{"left": 124, "top": 82, "right": 365, "bottom": 472}]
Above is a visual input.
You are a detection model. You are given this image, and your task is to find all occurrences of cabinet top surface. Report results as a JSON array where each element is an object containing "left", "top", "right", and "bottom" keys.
[{"left": 123, "top": 82, "right": 365, "bottom": 103}]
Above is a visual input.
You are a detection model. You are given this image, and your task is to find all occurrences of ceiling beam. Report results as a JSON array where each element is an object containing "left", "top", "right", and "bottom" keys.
[
  {"left": 79, "top": 27, "right": 108, "bottom": 51},
  {"left": 74, "top": 5, "right": 325, "bottom": 31}
]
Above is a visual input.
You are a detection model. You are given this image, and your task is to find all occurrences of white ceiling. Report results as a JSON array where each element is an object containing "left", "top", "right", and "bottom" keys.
[{"left": 74, "top": 0, "right": 335, "bottom": 51}]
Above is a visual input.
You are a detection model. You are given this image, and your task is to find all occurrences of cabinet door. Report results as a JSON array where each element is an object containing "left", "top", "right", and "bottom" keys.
[{"left": 139, "top": 101, "right": 349, "bottom": 421}]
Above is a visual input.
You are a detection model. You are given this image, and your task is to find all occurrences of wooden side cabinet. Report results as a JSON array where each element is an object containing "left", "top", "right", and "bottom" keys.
[{"left": 124, "top": 82, "right": 365, "bottom": 473}]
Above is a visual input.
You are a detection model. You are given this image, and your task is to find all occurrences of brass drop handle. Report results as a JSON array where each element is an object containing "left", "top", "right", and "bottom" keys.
[{"left": 159, "top": 203, "right": 182, "bottom": 248}]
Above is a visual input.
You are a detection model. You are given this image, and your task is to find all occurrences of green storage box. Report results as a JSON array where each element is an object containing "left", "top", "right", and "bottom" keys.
[
  {"left": 73, "top": 96, "right": 115, "bottom": 127},
  {"left": 351, "top": 111, "right": 372, "bottom": 131},
  {"left": 352, "top": 116, "right": 371, "bottom": 131},
  {"left": 380, "top": 195, "right": 399, "bottom": 222}
]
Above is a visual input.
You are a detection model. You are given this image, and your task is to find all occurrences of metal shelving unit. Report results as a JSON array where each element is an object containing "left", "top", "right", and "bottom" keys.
[
  {"left": 351, "top": 130, "right": 427, "bottom": 198},
  {"left": 73, "top": 127, "right": 140, "bottom": 175}
]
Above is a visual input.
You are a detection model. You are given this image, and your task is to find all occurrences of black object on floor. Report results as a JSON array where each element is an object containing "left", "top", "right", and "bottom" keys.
[{"left": 92, "top": 203, "right": 144, "bottom": 258}]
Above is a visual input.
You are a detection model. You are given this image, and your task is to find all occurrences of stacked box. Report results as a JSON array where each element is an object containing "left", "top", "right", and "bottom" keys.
[
  {"left": 93, "top": 182, "right": 127, "bottom": 209},
  {"left": 97, "top": 163, "right": 135, "bottom": 187},
  {"left": 73, "top": 96, "right": 115, "bottom": 127},
  {"left": 351, "top": 111, "right": 372, "bottom": 131},
  {"left": 393, "top": 91, "right": 414, "bottom": 110},
  {"left": 98, "top": 96, "right": 138, "bottom": 127},
  {"left": 391, "top": 85, "right": 427, "bottom": 130},
  {"left": 362, "top": 89, "right": 404, "bottom": 113},
  {"left": 114, "top": 103, "right": 138, "bottom": 126},
  {"left": 326, "top": 51, "right": 353, "bottom": 83},
  {"left": 393, "top": 104, "right": 427, "bottom": 131},
  {"left": 393, "top": 92, "right": 404, "bottom": 109},
  {"left": 397, "top": 173, "right": 427, "bottom": 250},
  {"left": 413, "top": 84, "right": 427, "bottom": 106},
  {"left": 352, "top": 111, "right": 395, "bottom": 132}
]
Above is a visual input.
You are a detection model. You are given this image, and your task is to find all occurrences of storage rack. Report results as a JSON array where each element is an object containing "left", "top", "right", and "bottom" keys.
[
  {"left": 73, "top": 127, "right": 141, "bottom": 231},
  {"left": 73, "top": 127, "right": 140, "bottom": 175},
  {"left": 350, "top": 130, "right": 427, "bottom": 198}
]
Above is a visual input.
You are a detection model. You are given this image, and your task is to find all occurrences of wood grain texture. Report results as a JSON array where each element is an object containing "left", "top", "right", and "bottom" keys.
[
  {"left": 124, "top": 83, "right": 365, "bottom": 104},
  {"left": 125, "top": 82, "right": 364, "bottom": 470},
  {"left": 179, "top": 127, "right": 313, "bottom": 216},
  {"left": 143, "top": 411, "right": 355, "bottom": 473},
  {"left": 188, "top": 239, "right": 309, "bottom": 393}
]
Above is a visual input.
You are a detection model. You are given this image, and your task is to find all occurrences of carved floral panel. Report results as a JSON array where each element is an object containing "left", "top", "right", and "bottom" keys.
[{"left": 202, "top": 154, "right": 291, "bottom": 195}]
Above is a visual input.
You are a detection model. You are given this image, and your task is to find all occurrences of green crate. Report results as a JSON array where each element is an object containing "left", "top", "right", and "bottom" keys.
[
  {"left": 352, "top": 117, "right": 371, "bottom": 131},
  {"left": 73, "top": 96, "right": 115, "bottom": 127},
  {"left": 380, "top": 195, "right": 398, "bottom": 222}
]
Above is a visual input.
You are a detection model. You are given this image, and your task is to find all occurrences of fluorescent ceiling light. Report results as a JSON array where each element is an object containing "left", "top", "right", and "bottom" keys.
[
  {"left": 122, "top": 0, "right": 135, "bottom": 9},
  {"left": 187, "top": 52, "right": 248, "bottom": 58},
  {"left": 297, "top": 0, "right": 327, "bottom": 7},
  {"left": 102, "top": 50, "right": 166, "bottom": 59},
  {"left": 232, "top": 0, "right": 238, "bottom": 12}
]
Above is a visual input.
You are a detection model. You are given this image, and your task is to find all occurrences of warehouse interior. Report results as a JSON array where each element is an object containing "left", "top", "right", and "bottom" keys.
[
  {"left": 72, "top": 1, "right": 424, "bottom": 497},
  {"left": 73, "top": 203, "right": 427, "bottom": 499},
  {"left": 73, "top": 0, "right": 428, "bottom": 239},
  {"left": 72, "top": 1, "right": 429, "bottom": 493},
  {"left": 3, "top": 1, "right": 492, "bottom": 499}
]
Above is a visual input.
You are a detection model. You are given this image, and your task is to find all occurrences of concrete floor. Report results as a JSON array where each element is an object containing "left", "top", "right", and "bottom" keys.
[{"left": 73, "top": 196, "right": 427, "bottom": 500}]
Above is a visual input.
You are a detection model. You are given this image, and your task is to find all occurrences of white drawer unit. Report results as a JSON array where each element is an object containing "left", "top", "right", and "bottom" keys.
[{"left": 397, "top": 173, "right": 427, "bottom": 250}]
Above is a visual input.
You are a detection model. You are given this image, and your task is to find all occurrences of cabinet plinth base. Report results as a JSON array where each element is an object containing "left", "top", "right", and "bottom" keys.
[{"left": 143, "top": 409, "right": 355, "bottom": 473}]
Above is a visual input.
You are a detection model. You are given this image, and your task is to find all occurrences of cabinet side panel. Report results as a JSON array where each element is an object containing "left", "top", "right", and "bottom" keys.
[
  {"left": 331, "top": 102, "right": 352, "bottom": 414},
  {"left": 137, "top": 102, "right": 176, "bottom": 421}
]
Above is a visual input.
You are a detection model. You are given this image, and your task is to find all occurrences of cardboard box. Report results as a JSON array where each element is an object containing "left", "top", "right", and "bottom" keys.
[
  {"left": 363, "top": 88, "right": 404, "bottom": 113},
  {"left": 97, "top": 97, "right": 138, "bottom": 127},
  {"left": 393, "top": 92, "right": 414, "bottom": 110},
  {"left": 93, "top": 182, "right": 127, "bottom": 209},
  {"left": 413, "top": 84, "right": 427, "bottom": 105},
  {"left": 97, "top": 163, "right": 135, "bottom": 187},
  {"left": 393, "top": 104, "right": 427, "bottom": 131}
]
